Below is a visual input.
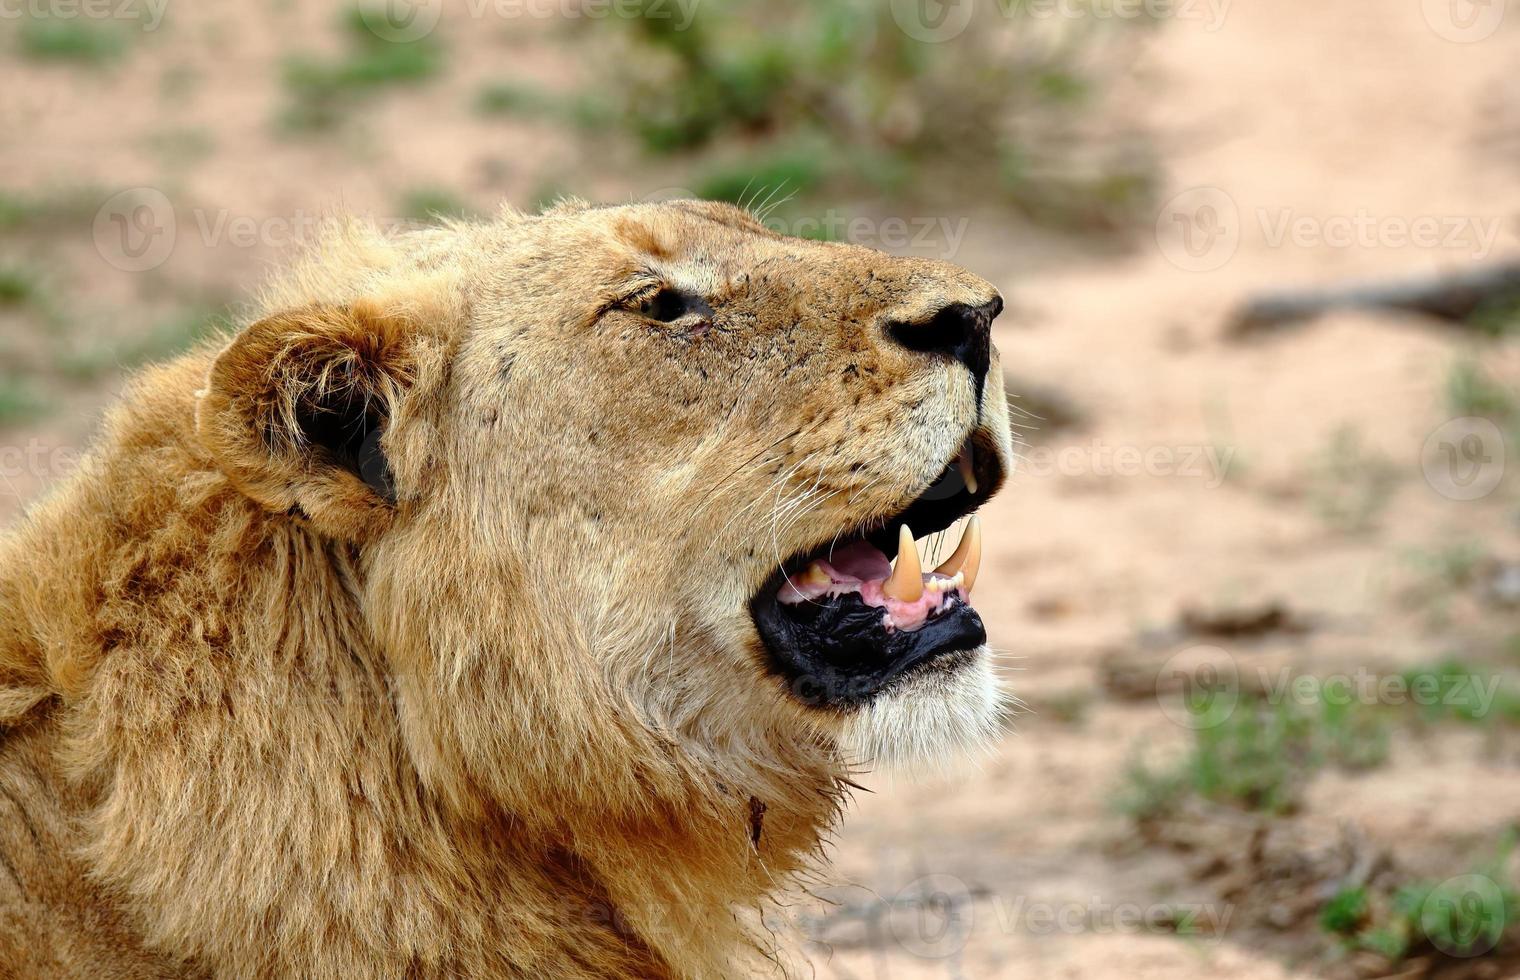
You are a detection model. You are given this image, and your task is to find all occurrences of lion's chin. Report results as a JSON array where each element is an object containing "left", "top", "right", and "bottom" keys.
[{"left": 833, "top": 649, "right": 1006, "bottom": 773}]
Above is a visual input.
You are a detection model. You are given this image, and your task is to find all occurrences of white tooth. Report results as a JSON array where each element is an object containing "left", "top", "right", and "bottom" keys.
[
  {"left": 934, "top": 516, "right": 982, "bottom": 595},
  {"left": 958, "top": 448, "right": 978, "bottom": 495},
  {"left": 882, "top": 525, "right": 924, "bottom": 602}
]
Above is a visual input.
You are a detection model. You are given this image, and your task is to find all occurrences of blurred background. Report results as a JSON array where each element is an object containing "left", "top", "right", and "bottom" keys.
[{"left": 4, "top": 0, "right": 1520, "bottom": 976}]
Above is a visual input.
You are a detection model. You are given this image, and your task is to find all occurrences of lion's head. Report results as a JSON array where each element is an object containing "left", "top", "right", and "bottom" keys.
[{"left": 195, "top": 198, "right": 1012, "bottom": 824}]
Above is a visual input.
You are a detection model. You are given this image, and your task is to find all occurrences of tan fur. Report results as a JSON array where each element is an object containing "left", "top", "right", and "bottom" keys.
[{"left": 0, "top": 200, "right": 1012, "bottom": 978}]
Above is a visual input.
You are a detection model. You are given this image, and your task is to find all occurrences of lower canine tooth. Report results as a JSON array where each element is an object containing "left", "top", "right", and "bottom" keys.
[{"left": 882, "top": 525, "right": 924, "bottom": 602}]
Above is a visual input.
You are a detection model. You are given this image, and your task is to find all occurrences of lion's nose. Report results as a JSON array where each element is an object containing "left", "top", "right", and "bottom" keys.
[{"left": 886, "top": 295, "right": 1002, "bottom": 390}]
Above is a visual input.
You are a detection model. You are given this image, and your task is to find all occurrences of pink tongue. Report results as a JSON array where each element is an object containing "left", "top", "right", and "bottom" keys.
[{"left": 820, "top": 540, "right": 892, "bottom": 581}]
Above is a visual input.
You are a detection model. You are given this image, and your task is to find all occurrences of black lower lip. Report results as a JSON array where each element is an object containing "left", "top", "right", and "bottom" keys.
[
  {"left": 750, "top": 584, "right": 987, "bottom": 709},
  {"left": 748, "top": 430, "right": 1001, "bottom": 709}
]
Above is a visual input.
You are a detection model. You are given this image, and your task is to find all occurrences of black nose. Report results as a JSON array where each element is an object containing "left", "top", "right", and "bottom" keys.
[{"left": 886, "top": 295, "right": 1002, "bottom": 391}]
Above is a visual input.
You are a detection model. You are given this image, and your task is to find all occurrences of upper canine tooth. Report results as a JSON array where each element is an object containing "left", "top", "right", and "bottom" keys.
[
  {"left": 882, "top": 525, "right": 924, "bottom": 602},
  {"left": 934, "top": 516, "right": 983, "bottom": 595},
  {"left": 958, "top": 448, "right": 979, "bottom": 495}
]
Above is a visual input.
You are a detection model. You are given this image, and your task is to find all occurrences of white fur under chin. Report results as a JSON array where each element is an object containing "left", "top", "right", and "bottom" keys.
[{"left": 835, "top": 650, "right": 1006, "bottom": 774}]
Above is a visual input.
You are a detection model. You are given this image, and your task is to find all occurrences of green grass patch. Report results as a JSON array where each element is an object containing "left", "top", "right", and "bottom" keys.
[
  {"left": 1316, "top": 693, "right": 1392, "bottom": 770},
  {"left": 1123, "top": 660, "right": 1520, "bottom": 822},
  {"left": 279, "top": 7, "right": 444, "bottom": 133},
  {"left": 1328, "top": 836, "right": 1520, "bottom": 964},
  {"left": 693, "top": 148, "right": 828, "bottom": 214},
  {"left": 1186, "top": 698, "right": 1315, "bottom": 814},
  {"left": 1320, "top": 885, "right": 1369, "bottom": 937},
  {"left": 0, "top": 379, "right": 45, "bottom": 425},
  {"left": 1405, "top": 540, "right": 1488, "bottom": 590},
  {"left": 0, "top": 187, "right": 105, "bottom": 233},
  {"left": 474, "top": 81, "right": 559, "bottom": 119},
  {"left": 1401, "top": 659, "right": 1520, "bottom": 726},
  {"left": 1308, "top": 425, "right": 1399, "bottom": 534},
  {"left": 58, "top": 307, "right": 230, "bottom": 380},
  {"left": 1447, "top": 357, "right": 1517, "bottom": 422},
  {"left": 1036, "top": 689, "right": 1094, "bottom": 726},
  {"left": 574, "top": 0, "right": 1157, "bottom": 227},
  {"left": 144, "top": 128, "right": 217, "bottom": 168},
  {"left": 1119, "top": 691, "right": 1392, "bottom": 820},
  {"left": 0, "top": 265, "right": 42, "bottom": 308},
  {"left": 18, "top": 17, "right": 128, "bottom": 65},
  {"left": 398, "top": 187, "right": 472, "bottom": 224},
  {"left": 1466, "top": 293, "right": 1520, "bottom": 337},
  {"left": 1115, "top": 754, "right": 1190, "bottom": 822}
]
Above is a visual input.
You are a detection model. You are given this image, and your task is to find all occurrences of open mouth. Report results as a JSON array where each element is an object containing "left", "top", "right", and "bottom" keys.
[{"left": 750, "top": 432, "right": 1003, "bottom": 709}]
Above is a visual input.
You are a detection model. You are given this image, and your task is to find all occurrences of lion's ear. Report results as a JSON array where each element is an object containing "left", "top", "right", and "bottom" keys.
[{"left": 196, "top": 300, "right": 445, "bottom": 539}]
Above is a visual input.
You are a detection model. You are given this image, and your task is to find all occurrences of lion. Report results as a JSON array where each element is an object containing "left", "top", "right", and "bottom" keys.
[{"left": 0, "top": 199, "right": 1013, "bottom": 978}]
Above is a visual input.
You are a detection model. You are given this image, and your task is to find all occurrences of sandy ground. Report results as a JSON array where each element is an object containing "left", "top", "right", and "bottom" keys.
[
  {"left": 802, "top": 2, "right": 1520, "bottom": 977},
  {"left": 972, "top": 0, "right": 1520, "bottom": 728},
  {"left": 3, "top": 1, "right": 1520, "bottom": 977}
]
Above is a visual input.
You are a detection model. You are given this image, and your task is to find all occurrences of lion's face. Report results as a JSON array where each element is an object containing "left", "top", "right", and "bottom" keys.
[
  {"left": 398, "top": 201, "right": 1010, "bottom": 767},
  {"left": 201, "top": 200, "right": 1012, "bottom": 805}
]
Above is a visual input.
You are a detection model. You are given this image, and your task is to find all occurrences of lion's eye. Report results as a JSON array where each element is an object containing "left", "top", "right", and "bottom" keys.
[{"left": 635, "top": 287, "right": 713, "bottom": 324}]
